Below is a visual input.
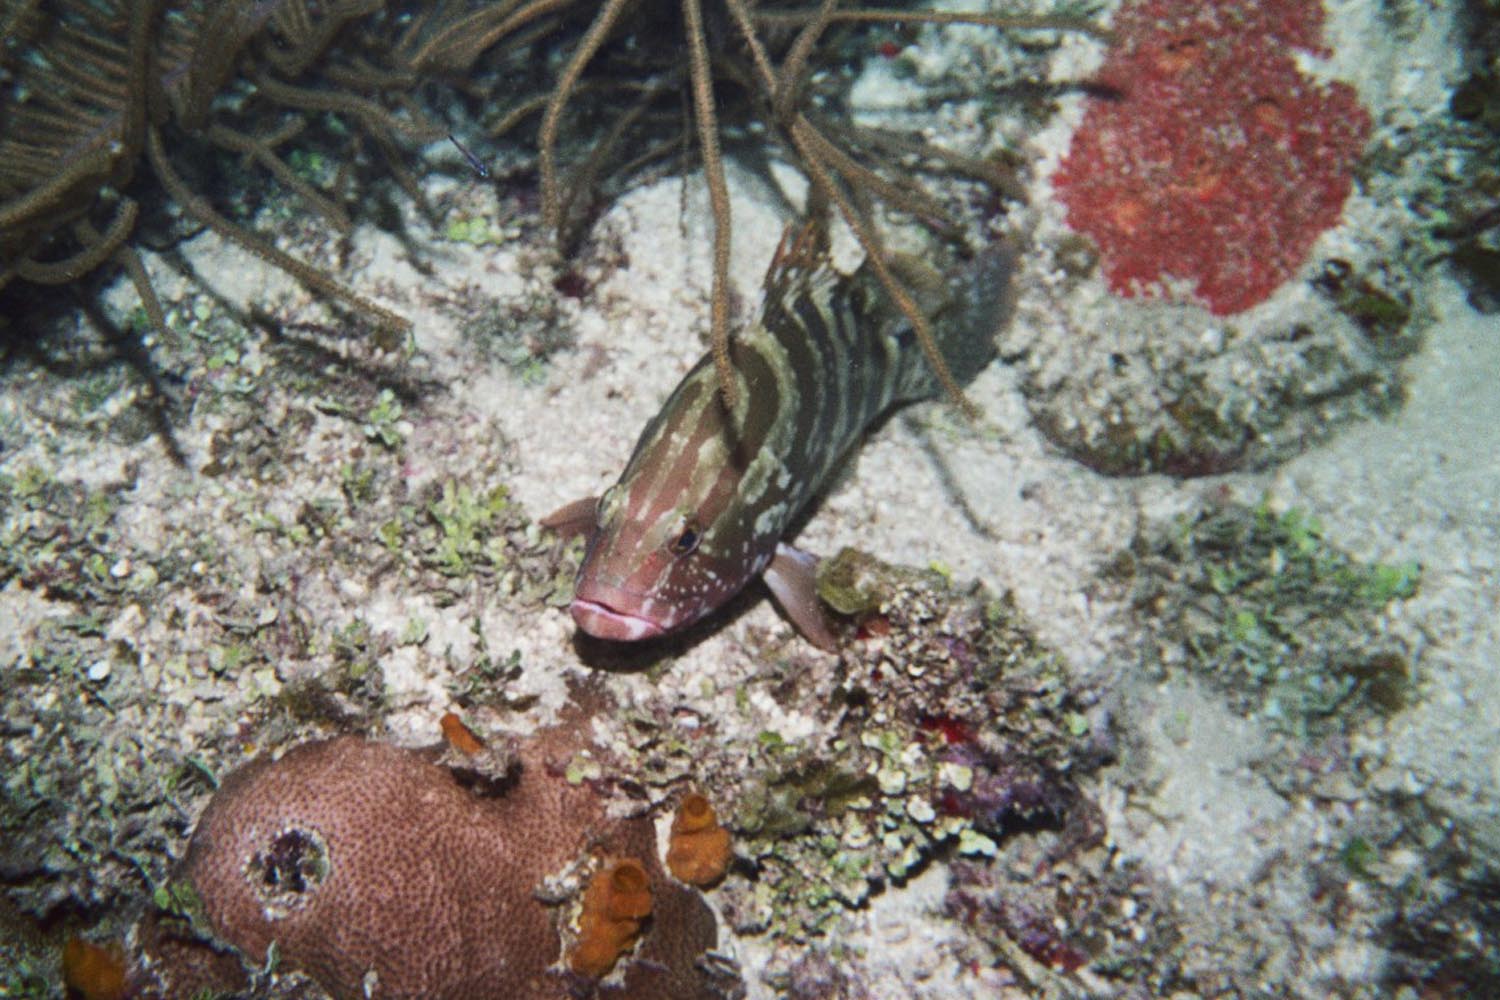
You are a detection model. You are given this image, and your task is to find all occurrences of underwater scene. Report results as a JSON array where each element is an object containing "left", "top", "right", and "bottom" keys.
[{"left": 2, "top": 0, "right": 1497, "bottom": 997}]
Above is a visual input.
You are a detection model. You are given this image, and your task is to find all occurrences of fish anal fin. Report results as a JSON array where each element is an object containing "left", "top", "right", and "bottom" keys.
[
  {"left": 765, "top": 543, "right": 838, "bottom": 652},
  {"left": 541, "top": 496, "right": 599, "bottom": 539}
]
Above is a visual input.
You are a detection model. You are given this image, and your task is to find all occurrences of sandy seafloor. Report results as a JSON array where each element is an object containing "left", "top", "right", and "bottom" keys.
[{"left": 2, "top": 1, "right": 1497, "bottom": 997}]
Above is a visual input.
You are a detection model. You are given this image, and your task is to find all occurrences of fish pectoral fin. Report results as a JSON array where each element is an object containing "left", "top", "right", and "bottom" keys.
[
  {"left": 540, "top": 496, "right": 599, "bottom": 539},
  {"left": 765, "top": 543, "right": 838, "bottom": 652}
]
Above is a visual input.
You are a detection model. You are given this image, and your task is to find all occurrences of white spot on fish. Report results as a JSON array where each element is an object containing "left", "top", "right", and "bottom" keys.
[{"left": 753, "top": 501, "right": 787, "bottom": 537}]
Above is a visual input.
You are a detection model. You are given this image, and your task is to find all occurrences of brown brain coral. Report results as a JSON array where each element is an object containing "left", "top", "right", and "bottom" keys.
[{"left": 153, "top": 733, "right": 732, "bottom": 1000}]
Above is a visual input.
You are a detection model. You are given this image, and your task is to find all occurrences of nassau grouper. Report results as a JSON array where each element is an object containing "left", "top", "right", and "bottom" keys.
[{"left": 545, "top": 223, "right": 1014, "bottom": 650}]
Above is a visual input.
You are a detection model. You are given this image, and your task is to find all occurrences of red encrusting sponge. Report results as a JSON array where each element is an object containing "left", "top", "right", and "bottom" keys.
[{"left": 1052, "top": 0, "right": 1372, "bottom": 315}]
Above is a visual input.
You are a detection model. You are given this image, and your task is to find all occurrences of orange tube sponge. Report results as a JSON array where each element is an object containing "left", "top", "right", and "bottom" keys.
[
  {"left": 666, "top": 792, "right": 732, "bottom": 887},
  {"left": 61, "top": 938, "right": 126, "bottom": 1000},
  {"left": 570, "top": 858, "right": 653, "bottom": 978},
  {"left": 439, "top": 711, "right": 484, "bottom": 755}
]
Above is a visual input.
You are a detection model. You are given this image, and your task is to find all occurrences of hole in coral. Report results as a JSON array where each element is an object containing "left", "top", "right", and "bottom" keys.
[{"left": 246, "top": 827, "right": 330, "bottom": 917}]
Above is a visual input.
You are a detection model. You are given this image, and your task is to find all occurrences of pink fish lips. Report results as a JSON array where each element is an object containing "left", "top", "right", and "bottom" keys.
[
  {"left": 568, "top": 577, "right": 691, "bottom": 642},
  {"left": 569, "top": 596, "right": 666, "bottom": 642}
]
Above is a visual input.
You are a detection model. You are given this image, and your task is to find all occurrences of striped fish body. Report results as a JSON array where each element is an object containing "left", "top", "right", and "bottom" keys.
[{"left": 549, "top": 225, "right": 1009, "bottom": 649}]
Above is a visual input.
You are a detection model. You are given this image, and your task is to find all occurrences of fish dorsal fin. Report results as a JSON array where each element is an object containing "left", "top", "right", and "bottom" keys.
[
  {"left": 759, "top": 220, "right": 840, "bottom": 324},
  {"left": 767, "top": 219, "right": 827, "bottom": 273}
]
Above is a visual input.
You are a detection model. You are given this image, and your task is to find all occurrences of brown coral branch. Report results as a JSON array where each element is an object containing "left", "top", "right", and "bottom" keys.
[
  {"left": 847, "top": 123, "right": 1028, "bottom": 202},
  {"left": 723, "top": 0, "right": 780, "bottom": 101},
  {"left": 555, "top": 84, "right": 662, "bottom": 236},
  {"left": 539, "top": 0, "right": 633, "bottom": 238},
  {"left": 264, "top": 0, "right": 383, "bottom": 80},
  {"left": 173, "top": 2, "right": 280, "bottom": 129},
  {"left": 800, "top": 115, "right": 961, "bottom": 236},
  {"left": 323, "top": 55, "right": 421, "bottom": 96},
  {"left": 485, "top": 91, "right": 555, "bottom": 140},
  {"left": 0, "top": 149, "right": 115, "bottom": 232},
  {"left": 723, "top": 0, "right": 976, "bottom": 413},
  {"left": 681, "top": 0, "right": 737, "bottom": 409},
  {"left": 0, "top": 0, "right": 41, "bottom": 46},
  {"left": 112, "top": 239, "right": 168, "bottom": 346},
  {"left": 792, "top": 117, "right": 976, "bottom": 414},
  {"left": 145, "top": 123, "right": 411, "bottom": 335},
  {"left": 756, "top": 6, "right": 1111, "bottom": 41},
  {"left": 405, "top": 0, "right": 576, "bottom": 74},
  {"left": 250, "top": 73, "right": 446, "bottom": 145},
  {"left": 207, "top": 122, "right": 353, "bottom": 233},
  {"left": 13, "top": 200, "right": 138, "bottom": 285},
  {"left": 772, "top": 0, "right": 839, "bottom": 123}
]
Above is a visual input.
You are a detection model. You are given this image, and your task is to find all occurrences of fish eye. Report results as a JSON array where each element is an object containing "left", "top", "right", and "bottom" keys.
[{"left": 668, "top": 520, "right": 701, "bottom": 557}]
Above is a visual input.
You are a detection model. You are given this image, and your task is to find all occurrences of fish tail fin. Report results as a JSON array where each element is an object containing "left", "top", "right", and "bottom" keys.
[{"left": 890, "top": 237, "right": 1019, "bottom": 400}]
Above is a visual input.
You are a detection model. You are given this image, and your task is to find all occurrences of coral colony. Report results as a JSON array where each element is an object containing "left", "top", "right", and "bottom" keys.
[
  {"left": 148, "top": 734, "right": 729, "bottom": 998},
  {"left": 1053, "top": 0, "right": 1372, "bottom": 314}
]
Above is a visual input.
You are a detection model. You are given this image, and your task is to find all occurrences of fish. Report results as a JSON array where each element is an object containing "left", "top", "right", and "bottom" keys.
[
  {"left": 545, "top": 222, "right": 1013, "bottom": 650},
  {"left": 447, "top": 132, "right": 490, "bottom": 178}
]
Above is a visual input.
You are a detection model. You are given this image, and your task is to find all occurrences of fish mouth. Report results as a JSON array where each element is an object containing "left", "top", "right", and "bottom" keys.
[{"left": 570, "top": 598, "right": 667, "bottom": 642}]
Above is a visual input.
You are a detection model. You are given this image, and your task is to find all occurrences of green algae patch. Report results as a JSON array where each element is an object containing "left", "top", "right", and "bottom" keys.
[
  {"left": 1122, "top": 495, "right": 1421, "bottom": 731},
  {"left": 815, "top": 547, "right": 890, "bottom": 617}
]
